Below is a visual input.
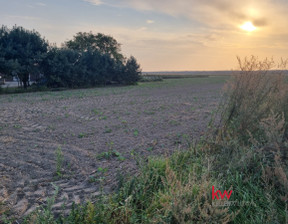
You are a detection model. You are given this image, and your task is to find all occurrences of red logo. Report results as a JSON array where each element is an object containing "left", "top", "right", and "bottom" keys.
[{"left": 212, "top": 186, "right": 233, "bottom": 200}]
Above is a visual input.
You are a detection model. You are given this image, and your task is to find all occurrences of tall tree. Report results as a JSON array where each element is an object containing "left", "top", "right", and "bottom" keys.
[
  {"left": 0, "top": 25, "right": 48, "bottom": 88},
  {"left": 122, "top": 56, "right": 141, "bottom": 84},
  {"left": 41, "top": 47, "right": 81, "bottom": 88},
  {"left": 65, "top": 32, "right": 124, "bottom": 61}
]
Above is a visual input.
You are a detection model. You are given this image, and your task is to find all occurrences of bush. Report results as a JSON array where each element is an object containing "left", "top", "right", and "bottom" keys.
[
  {"left": 210, "top": 56, "right": 288, "bottom": 223},
  {"left": 217, "top": 56, "right": 288, "bottom": 144}
]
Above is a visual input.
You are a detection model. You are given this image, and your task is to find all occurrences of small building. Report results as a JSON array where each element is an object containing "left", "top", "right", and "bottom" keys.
[{"left": 0, "top": 73, "right": 5, "bottom": 85}]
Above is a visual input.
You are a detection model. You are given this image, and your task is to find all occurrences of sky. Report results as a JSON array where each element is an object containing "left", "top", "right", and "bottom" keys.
[{"left": 1, "top": 0, "right": 288, "bottom": 71}]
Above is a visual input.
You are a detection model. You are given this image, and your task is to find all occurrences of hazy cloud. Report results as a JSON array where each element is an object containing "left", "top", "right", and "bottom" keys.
[
  {"left": 81, "top": 0, "right": 288, "bottom": 71},
  {"left": 83, "top": 0, "right": 103, "bottom": 6},
  {"left": 2, "top": 0, "right": 288, "bottom": 71},
  {"left": 84, "top": 0, "right": 288, "bottom": 30},
  {"left": 253, "top": 18, "right": 268, "bottom": 27},
  {"left": 146, "top": 20, "right": 155, "bottom": 24},
  {"left": 8, "top": 15, "right": 40, "bottom": 21},
  {"left": 36, "top": 2, "right": 47, "bottom": 7}
]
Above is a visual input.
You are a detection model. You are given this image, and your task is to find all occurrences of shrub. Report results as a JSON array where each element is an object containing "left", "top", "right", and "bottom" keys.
[
  {"left": 217, "top": 56, "right": 288, "bottom": 144},
  {"left": 210, "top": 56, "right": 288, "bottom": 223}
]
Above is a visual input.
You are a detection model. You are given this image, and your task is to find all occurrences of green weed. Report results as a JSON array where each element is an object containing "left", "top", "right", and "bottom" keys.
[{"left": 133, "top": 129, "right": 139, "bottom": 137}]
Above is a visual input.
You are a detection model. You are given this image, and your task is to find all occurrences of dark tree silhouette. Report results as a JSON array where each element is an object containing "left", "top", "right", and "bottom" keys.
[
  {"left": 0, "top": 25, "right": 48, "bottom": 88},
  {"left": 0, "top": 25, "right": 141, "bottom": 89},
  {"left": 65, "top": 32, "right": 124, "bottom": 62}
]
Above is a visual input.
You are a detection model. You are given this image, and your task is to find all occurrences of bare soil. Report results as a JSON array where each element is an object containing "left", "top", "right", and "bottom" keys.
[{"left": 0, "top": 77, "right": 226, "bottom": 219}]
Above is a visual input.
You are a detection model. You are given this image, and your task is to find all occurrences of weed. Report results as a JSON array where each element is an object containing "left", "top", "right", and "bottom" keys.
[
  {"left": 78, "top": 133, "right": 87, "bottom": 138},
  {"left": 217, "top": 56, "right": 288, "bottom": 144},
  {"left": 133, "top": 129, "right": 139, "bottom": 137},
  {"left": 96, "top": 150, "right": 125, "bottom": 161},
  {"left": 103, "top": 127, "right": 112, "bottom": 134},
  {"left": 146, "top": 147, "right": 154, "bottom": 152},
  {"left": 121, "top": 119, "right": 127, "bottom": 124},
  {"left": 99, "top": 116, "right": 107, "bottom": 120},
  {"left": 130, "top": 149, "right": 137, "bottom": 156},
  {"left": 0, "top": 202, "right": 9, "bottom": 221},
  {"left": 96, "top": 142, "right": 125, "bottom": 161},
  {"left": 26, "top": 184, "right": 59, "bottom": 223},
  {"left": 13, "top": 124, "right": 22, "bottom": 129},
  {"left": 89, "top": 168, "right": 108, "bottom": 183}
]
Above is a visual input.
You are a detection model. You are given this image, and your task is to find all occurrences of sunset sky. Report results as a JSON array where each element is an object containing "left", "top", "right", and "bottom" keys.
[{"left": 1, "top": 0, "right": 288, "bottom": 71}]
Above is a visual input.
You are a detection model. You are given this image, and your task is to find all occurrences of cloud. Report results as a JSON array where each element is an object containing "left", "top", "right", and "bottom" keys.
[
  {"left": 146, "top": 20, "right": 155, "bottom": 24},
  {"left": 253, "top": 18, "right": 268, "bottom": 27},
  {"left": 138, "top": 27, "right": 147, "bottom": 31},
  {"left": 7, "top": 15, "right": 40, "bottom": 21},
  {"left": 83, "top": 0, "right": 288, "bottom": 30},
  {"left": 36, "top": 2, "right": 46, "bottom": 7},
  {"left": 79, "top": 0, "right": 288, "bottom": 70},
  {"left": 83, "top": 0, "right": 103, "bottom": 6}
]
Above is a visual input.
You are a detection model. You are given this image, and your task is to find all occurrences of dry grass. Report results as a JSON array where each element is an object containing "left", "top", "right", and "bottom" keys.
[
  {"left": 218, "top": 56, "right": 288, "bottom": 144},
  {"left": 152, "top": 165, "right": 235, "bottom": 224}
]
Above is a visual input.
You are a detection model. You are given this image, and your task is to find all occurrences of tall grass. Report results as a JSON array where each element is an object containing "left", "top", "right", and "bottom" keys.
[
  {"left": 218, "top": 56, "right": 288, "bottom": 144},
  {"left": 212, "top": 56, "right": 288, "bottom": 223}
]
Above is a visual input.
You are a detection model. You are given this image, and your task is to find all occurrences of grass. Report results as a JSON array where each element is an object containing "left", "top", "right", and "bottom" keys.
[
  {"left": 21, "top": 140, "right": 287, "bottom": 223},
  {"left": 24, "top": 184, "right": 60, "bottom": 224},
  {"left": 0, "top": 76, "right": 228, "bottom": 104},
  {"left": 217, "top": 56, "right": 288, "bottom": 144}
]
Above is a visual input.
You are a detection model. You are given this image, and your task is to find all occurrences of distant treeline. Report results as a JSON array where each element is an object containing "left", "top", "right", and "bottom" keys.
[
  {"left": 0, "top": 25, "right": 141, "bottom": 89},
  {"left": 145, "top": 71, "right": 234, "bottom": 77},
  {"left": 145, "top": 70, "right": 288, "bottom": 78}
]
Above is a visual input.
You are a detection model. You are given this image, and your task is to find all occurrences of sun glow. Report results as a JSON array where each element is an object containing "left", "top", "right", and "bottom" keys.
[{"left": 240, "top": 22, "right": 256, "bottom": 32}]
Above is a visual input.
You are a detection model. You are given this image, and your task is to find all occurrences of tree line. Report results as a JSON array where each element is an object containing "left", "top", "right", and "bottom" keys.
[{"left": 0, "top": 25, "right": 141, "bottom": 89}]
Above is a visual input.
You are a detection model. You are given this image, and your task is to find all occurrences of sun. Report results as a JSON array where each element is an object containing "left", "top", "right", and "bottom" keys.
[{"left": 240, "top": 22, "right": 256, "bottom": 32}]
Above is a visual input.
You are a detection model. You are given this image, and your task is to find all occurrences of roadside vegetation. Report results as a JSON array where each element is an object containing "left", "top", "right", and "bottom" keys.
[{"left": 2, "top": 56, "right": 282, "bottom": 223}]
